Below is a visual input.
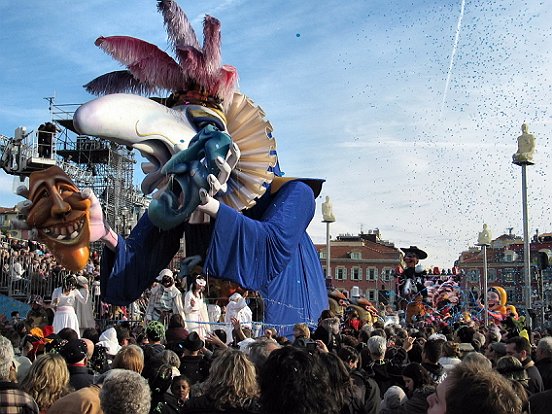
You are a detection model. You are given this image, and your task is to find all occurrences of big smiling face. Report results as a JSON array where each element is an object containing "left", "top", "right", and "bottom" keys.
[{"left": 26, "top": 166, "right": 91, "bottom": 271}]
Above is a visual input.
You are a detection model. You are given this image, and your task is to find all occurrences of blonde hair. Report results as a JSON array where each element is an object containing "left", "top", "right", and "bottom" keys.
[
  {"left": 293, "top": 323, "right": 310, "bottom": 339},
  {"left": 112, "top": 344, "right": 144, "bottom": 374},
  {"left": 19, "top": 353, "right": 70, "bottom": 411},
  {"left": 203, "top": 349, "right": 259, "bottom": 410}
]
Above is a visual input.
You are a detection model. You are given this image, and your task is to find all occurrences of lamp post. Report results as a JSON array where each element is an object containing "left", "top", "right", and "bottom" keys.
[
  {"left": 321, "top": 196, "right": 336, "bottom": 280},
  {"left": 477, "top": 224, "right": 492, "bottom": 327},
  {"left": 513, "top": 123, "right": 536, "bottom": 324}
]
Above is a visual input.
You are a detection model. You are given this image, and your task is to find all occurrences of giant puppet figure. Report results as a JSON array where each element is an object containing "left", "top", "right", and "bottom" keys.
[
  {"left": 398, "top": 246, "right": 428, "bottom": 300},
  {"left": 36, "top": 0, "right": 327, "bottom": 334}
]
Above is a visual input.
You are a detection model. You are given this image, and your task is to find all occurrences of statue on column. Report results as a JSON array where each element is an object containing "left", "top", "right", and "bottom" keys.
[
  {"left": 322, "top": 196, "right": 335, "bottom": 222},
  {"left": 513, "top": 123, "right": 536, "bottom": 165},
  {"left": 478, "top": 224, "right": 492, "bottom": 246}
]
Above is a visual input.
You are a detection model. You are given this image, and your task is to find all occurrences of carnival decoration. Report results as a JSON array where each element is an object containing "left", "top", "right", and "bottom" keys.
[
  {"left": 23, "top": 166, "right": 93, "bottom": 271},
  {"left": 69, "top": 0, "right": 328, "bottom": 334},
  {"left": 483, "top": 285, "right": 509, "bottom": 322}
]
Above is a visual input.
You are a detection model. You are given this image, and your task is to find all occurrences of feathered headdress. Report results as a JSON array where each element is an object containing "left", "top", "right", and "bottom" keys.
[{"left": 84, "top": 0, "right": 238, "bottom": 108}]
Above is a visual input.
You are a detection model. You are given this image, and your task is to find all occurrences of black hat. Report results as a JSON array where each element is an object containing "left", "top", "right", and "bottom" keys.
[
  {"left": 59, "top": 339, "right": 87, "bottom": 364},
  {"left": 401, "top": 246, "right": 428, "bottom": 260},
  {"left": 180, "top": 331, "right": 204, "bottom": 352}
]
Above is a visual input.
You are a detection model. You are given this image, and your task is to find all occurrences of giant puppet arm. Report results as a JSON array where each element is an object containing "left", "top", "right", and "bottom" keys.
[{"left": 99, "top": 180, "right": 328, "bottom": 330}]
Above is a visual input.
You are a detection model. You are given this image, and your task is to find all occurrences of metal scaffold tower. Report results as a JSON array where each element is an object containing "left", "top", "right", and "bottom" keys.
[{"left": 0, "top": 97, "right": 149, "bottom": 233}]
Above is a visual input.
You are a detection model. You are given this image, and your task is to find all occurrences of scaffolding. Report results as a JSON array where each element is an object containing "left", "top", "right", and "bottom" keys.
[{"left": 0, "top": 98, "right": 149, "bottom": 233}]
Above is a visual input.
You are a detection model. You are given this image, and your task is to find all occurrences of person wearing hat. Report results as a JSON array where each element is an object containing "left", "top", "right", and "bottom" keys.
[
  {"left": 51, "top": 274, "right": 89, "bottom": 338},
  {"left": 398, "top": 246, "right": 428, "bottom": 304},
  {"left": 177, "top": 332, "right": 210, "bottom": 386},
  {"left": 145, "top": 269, "right": 185, "bottom": 325},
  {"left": 59, "top": 338, "right": 95, "bottom": 390},
  {"left": 25, "top": 295, "right": 48, "bottom": 329},
  {"left": 184, "top": 275, "right": 210, "bottom": 339}
]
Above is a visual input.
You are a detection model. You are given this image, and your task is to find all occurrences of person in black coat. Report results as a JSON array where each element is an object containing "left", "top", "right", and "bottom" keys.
[{"left": 59, "top": 339, "right": 94, "bottom": 390}]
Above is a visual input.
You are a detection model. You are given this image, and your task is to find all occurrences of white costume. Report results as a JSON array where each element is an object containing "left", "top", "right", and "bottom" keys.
[
  {"left": 52, "top": 286, "right": 89, "bottom": 337},
  {"left": 184, "top": 289, "right": 209, "bottom": 338},
  {"left": 145, "top": 283, "right": 185, "bottom": 323},
  {"left": 224, "top": 292, "right": 253, "bottom": 342}
]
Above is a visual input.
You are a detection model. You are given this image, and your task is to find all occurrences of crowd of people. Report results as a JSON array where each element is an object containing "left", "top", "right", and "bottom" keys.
[
  {"left": 0, "top": 293, "right": 551, "bottom": 413},
  {"left": 1, "top": 237, "right": 552, "bottom": 413}
]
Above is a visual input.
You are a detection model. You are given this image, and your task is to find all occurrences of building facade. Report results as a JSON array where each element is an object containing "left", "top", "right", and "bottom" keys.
[
  {"left": 315, "top": 231, "right": 402, "bottom": 304},
  {"left": 457, "top": 231, "right": 552, "bottom": 321}
]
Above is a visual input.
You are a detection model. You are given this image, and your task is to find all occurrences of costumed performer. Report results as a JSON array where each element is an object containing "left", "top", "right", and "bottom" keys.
[
  {"left": 51, "top": 274, "right": 89, "bottom": 337},
  {"left": 145, "top": 268, "right": 185, "bottom": 325},
  {"left": 184, "top": 275, "right": 210, "bottom": 338},
  {"left": 74, "top": 274, "right": 96, "bottom": 335},
  {"left": 224, "top": 291, "right": 253, "bottom": 342},
  {"left": 68, "top": 0, "right": 328, "bottom": 335}
]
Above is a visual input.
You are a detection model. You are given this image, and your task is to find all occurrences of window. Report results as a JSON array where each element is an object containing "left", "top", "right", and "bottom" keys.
[
  {"left": 468, "top": 270, "right": 480, "bottom": 283},
  {"left": 382, "top": 268, "right": 392, "bottom": 281},
  {"left": 351, "top": 267, "right": 361, "bottom": 281},
  {"left": 335, "top": 267, "right": 347, "bottom": 280},
  {"left": 350, "top": 252, "right": 362, "bottom": 260},
  {"left": 367, "top": 267, "right": 377, "bottom": 281},
  {"left": 366, "top": 289, "right": 377, "bottom": 301},
  {"left": 488, "top": 268, "right": 497, "bottom": 282},
  {"left": 322, "top": 267, "right": 331, "bottom": 279},
  {"left": 319, "top": 251, "right": 327, "bottom": 259}
]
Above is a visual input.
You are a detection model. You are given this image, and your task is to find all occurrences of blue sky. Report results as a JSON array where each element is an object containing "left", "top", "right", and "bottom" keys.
[{"left": 1, "top": 0, "right": 551, "bottom": 268}]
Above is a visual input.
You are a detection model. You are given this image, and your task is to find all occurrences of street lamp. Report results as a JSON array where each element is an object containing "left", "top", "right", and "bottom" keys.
[
  {"left": 512, "top": 123, "right": 536, "bottom": 322},
  {"left": 322, "top": 196, "right": 336, "bottom": 280},
  {"left": 477, "top": 224, "right": 492, "bottom": 327}
]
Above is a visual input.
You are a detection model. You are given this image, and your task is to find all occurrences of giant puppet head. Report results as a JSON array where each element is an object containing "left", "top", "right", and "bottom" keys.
[
  {"left": 26, "top": 166, "right": 91, "bottom": 271},
  {"left": 401, "top": 246, "right": 427, "bottom": 269},
  {"left": 73, "top": 0, "right": 276, "bottom": 230}
]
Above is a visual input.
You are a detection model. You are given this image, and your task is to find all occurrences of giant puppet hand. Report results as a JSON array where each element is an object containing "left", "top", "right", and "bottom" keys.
[
  {"left": 160, "top": 140, "right": 240, "bottom": 224},
  {"left": 14, "top": 166, "right": 117, "bottom": 270}
]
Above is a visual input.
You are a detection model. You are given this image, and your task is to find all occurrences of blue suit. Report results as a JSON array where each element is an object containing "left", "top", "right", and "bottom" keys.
[{"left": 100, "top": 180, "right": 328, "bottom": 334}]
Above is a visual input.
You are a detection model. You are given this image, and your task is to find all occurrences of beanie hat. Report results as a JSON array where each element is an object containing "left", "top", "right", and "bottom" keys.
[{"left": 146, "top": 321, "right": 166, "bottom": 341}]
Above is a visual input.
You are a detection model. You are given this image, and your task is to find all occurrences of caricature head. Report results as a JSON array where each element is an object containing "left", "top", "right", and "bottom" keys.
[
  {"left": 401, "top": 246, "right": 427, "bottom": 269},
  {"left": 26, "top": 166, "right": 91, "bottom": 271},
  {"left": 487, "top": 286, "right": 507, "bottom": 311}
]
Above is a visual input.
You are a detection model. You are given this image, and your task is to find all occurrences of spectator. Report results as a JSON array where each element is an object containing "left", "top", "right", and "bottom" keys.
[
  {"left": 421, "top": 339, "right": 447, "bottom": 383},
  {"left": 95, "top": 327, "right": 122, "bottom": 364},
  {"left": 484, "top": 341, "right": 507, "bottom": 367},
  {"left": 176, "top": 332, "right": 210, "bottom": 386},
  {"left": 100, "top": 369, "right": 151, "bottom": 414},
  {"left": 438, "top": 341, "right": 461, "bottom": 372},
  {"left": 0, "top": 335, "right": 39, "bottom": 413},
  {"left": 170, "top": 375, "right": 190, "bottom": 406},
  {"left": 336, "top": 345, "right": 380, "bottom": 414},
  {"left": 426, "top": 362, "right": 523, "bottom": 414},
  {"left": 461, "top": 351, "right": 492, "bottom": 370},
  {"left": 247, "top": 338, "right": 281, "bottom": 375},
  {"left": 19, "top": 353, "right": 71, "bottom": 413},
  {"left": 111, "top": 344, "right": 144, "bottom": 374},
  {"left": 535, "top": 336, "right": 552, "bottom": 390},
  {"left": 260, "top": 346, "right": 338, "bottom": 414},
  {"left": 59, "top": 338, "right": 95, "bottom": 390},
  {"left": 506, "top": 336, "right": 544, "bottom": 394},
  {"left": 366, "top": 336, "right": 404, "bottom": 397},
  {"left": 401, "top": 362, "right": 435, "bottom": 414},
  {"left": 529, "top": 388, "right": 552, "bottom": 414},
  {"left": 496, "top": 355, "right": 530, "bottom": 410},
  {"left": 164, "top": 314, "right": 189, "bottom": 349},
  {"left": 183, "top": 348, "right": 260, "bottom": 413},
  {"left": 48, "top": 372, "right": 106, "bottom": 414},
  {"left": 379, "top": 386, "right": 407, "bottom": 414}
]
